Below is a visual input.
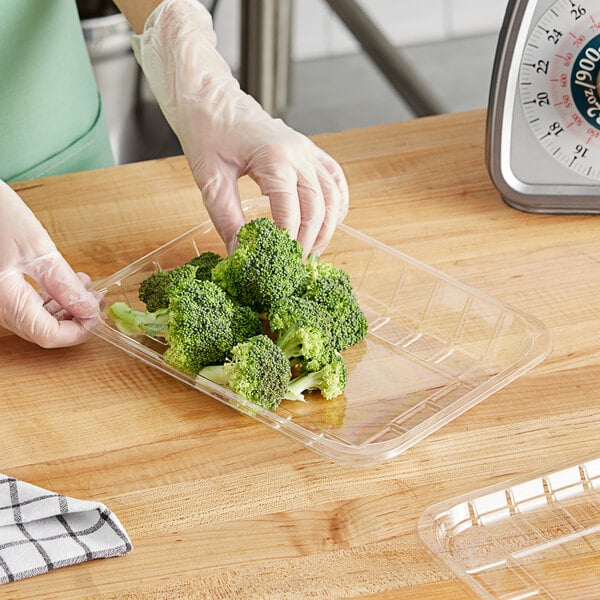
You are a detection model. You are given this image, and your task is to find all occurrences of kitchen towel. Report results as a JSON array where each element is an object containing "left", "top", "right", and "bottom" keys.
[{"left": 0, "top": 474, "right": 132, "bottom": 584}]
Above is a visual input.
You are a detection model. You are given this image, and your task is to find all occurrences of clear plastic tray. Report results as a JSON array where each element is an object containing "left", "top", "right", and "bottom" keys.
[
  {"left": 91, "top": 197, "right": 551, "bottom": 466},
  {"left": 418, "top": 454, "right": 600, "bottom": 599}
]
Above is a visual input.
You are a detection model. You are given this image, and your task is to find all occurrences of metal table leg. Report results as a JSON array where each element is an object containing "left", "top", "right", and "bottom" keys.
[
  {"left": 240, "top": 0, "right": 292, "bottom": 117},
  {"left": 323, "top": 0, "right": 443, "bottom": 117},
  {"left": 238, "top": 0, "right": 443, "bottom": 119}
]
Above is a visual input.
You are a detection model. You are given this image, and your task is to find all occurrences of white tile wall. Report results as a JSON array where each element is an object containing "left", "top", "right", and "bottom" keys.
[
  {"left": 446, "top": 0, "right": 509, "bottom": 38},
  {"left": 212, "top": 0, "right": 509, "bottom": 70}
]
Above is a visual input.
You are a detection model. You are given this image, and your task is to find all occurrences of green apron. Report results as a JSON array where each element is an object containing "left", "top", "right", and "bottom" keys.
[{"left": 0, "top": 0, "right": 114, "bottom": 182}]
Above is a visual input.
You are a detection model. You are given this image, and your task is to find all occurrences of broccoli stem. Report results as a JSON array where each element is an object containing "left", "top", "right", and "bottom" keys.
[
  {"left": 275, "top": 327, "right": 303, "bottom": 359},
  {"left": 107, "top": 301, "right": 170, "bottom": 337},
  {"left": 284, "top": 371, "right": 322, "bottom": 402},
  {"left": 284, "top": 353, "right": 347, "bottom": 401},
  {"left": 198, "top": 364, "right": 230, "bottom": 386}
]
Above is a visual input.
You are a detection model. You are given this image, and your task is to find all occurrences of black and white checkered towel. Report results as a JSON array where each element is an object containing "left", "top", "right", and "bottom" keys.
[{"left": 0, "top": 474, "right": 132, "bottom": 584}]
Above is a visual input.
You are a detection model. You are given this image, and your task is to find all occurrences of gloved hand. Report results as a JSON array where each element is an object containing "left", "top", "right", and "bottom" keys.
[
  {"left": 132, "top": 0, "right": 349, "bottom": 256},
  {"left": 0, "top": 180, "right": 100, "bottom": 347}
]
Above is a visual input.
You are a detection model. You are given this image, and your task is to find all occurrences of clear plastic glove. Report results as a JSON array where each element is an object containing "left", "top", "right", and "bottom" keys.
[
  {"left": 132, "top": 0, "right": 349, "bottom": 256},
  {"left": 0, "top": 180, "right": 100, "bottom": 347}
]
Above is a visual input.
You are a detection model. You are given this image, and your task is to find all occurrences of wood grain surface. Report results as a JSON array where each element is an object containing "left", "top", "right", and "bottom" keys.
[{"left": 2, "top": 109, "right": 599, "bottom": 599}]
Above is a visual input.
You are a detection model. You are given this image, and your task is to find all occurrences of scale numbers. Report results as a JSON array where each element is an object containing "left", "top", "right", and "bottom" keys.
[{"left": 520, "top": 0, "right": 600, "bottom": 180}]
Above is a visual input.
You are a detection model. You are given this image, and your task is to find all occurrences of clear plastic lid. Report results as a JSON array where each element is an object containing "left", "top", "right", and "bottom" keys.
[
  {"left": 418, "top": 454, "right": 600, "bottom": 599},
  {"left": 91, "top": 197, "right": 551, "bottom": 465}
]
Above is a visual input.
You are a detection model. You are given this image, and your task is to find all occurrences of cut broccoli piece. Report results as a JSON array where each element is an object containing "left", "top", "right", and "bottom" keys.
[
  {"left": 303, "top": 255, "right": 367, "bottom": 351},
  {"left": 137, "top": 271, "right": 169, "bottom": 312},
  {"left": 268, "top": 295, "right": 334, "bottom": 371},
  {"left": 305, "top": 254, "right": 352, "bottom": 287},
  {"left": 187, "top": 251, "right": 222, "bottom": 281},
  {"left": 163, "top": 279, "right": 236, "bottom": 373},
  {"left": 199, "top": 334, "right": 291, "bottom": 410},
  {"left": 231, "top": 305, "right": 263, "bottom": 346},
  {"left": 211, "top": 217, "right": 307, "bottom": 312},
  {"left": 284, "top": 352, "right": 347, "bottom": 401},
  {"left": 109, "top": 279, "right": 237, "bottom": 375},
  {"left": 138, "top": 263, "right": 198, "bottom": 311},
  {"left": 107, "top": 302, "right": 170, "bottom": 337}
]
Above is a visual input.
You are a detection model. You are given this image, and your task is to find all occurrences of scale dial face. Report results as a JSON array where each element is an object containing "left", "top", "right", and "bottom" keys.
[{"left": 519, "top": 0, "right": 600, "bottom": 180}]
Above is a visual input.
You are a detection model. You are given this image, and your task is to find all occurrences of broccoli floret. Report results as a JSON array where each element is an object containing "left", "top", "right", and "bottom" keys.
[
  {"left": 199, "top": 334, "right": 291, "bottom": 410},
  {"left": 305, "top": 254, "right": 352, "bottom": 286},
  {"left": 211, "top": 217, "right": 307, "bottom": 312},
  {"left": 138, "top": 263, "right": 198, "bottom": 311},
  {"left": 268, "top": 296, "right": 334, "bottom": 371},
  {"left": 109, "top": 279, "right": 237, "bottom": 375},
  {"left": 231, "top": 305, "right": 263, "bottom": 346},
  {"left": 164, "top": 280, "right": 236, "bottom": 372},
  {"left": 284, "top": 352, "right": 347, "bottom": 401},
  {"left": 187, "top": 251, "right": 222, "bottom": 281},
  {"left": 303, "top": 255, "right": 367, "bottom": 351},
  {"left": 137, "top": 271, "right": 169, "bottom": 312}
]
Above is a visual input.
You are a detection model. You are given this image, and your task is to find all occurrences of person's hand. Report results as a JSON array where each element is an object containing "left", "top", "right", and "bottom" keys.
[
  {"left": 132, "top": 0, "right": 349, "bottom": 256},
  {"left": 0, "top": 180, "right": 100, "bottom": 347}
]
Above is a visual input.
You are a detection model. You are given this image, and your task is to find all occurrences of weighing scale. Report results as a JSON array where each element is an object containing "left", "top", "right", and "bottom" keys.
[{"left": 487, "top": 0, "right": 600, "bottom": 212}]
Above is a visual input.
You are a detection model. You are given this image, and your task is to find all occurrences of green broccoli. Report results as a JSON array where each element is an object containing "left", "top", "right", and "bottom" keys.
[
  {"left": 107, "top": 301, "right": 170, "bottom": 337},
  {"left": 211, "top": 217, "right": 307, "bottom": 312},
  {"left": 199, "top": 334, "right": 291, "bottom": 410},
  {"left": 303, "top": 255, "right": 367, "bottom": 351},
  {"left": 284, "top": 352, "right": 347, "bottom": 401},
  {"left": 137, "top": 271, "right": 169, "bottom": 312},
  {"left": 138, "top": 263, "right": 198, "bottom": 311},
  {"left": 187, "top": 251, "right": 222, "bottom": 281},
  {"left": 268, "top": 295, "right": 334, "bottom": 371},
  {"left": 231, "top": 305, "right": 263, "bottom": 346},
  {"left": 115, "top": 220, "right": 366, "bottom": 406},
  {"left": 109, "top": 279, "right": 237, "bottom": 375}
]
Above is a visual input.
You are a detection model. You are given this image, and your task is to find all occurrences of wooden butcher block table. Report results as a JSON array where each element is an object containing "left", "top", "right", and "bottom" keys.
[{"left": 2, "top": 109, "right": 599, "bottom": 599}]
